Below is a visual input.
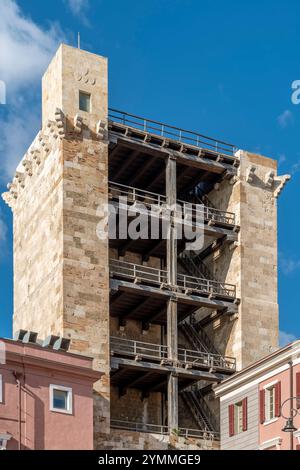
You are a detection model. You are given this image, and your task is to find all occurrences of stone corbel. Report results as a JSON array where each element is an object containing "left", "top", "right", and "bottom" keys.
[
  {"left": 15, "top": 171, "right": 25, "bottom": 188},
  {"left": 246, "top": 165, "right": 256, "bottom": 183},
  {"left": 273, "top": 174, "right": 291, "bottom": 198},
  {"left": 74, "top": 114, "right": 83, "bottom": 133},
  {"left": 96, "top": 119, "right": 108, "bottom": 140},
  {"left": 22, "top": 159, "right": 33, "bottom": 176},
  {"left": 265, "top": 170, "right": 275, "bottom": 188},
  {"left": 39, "top": 133, "right": 50, "bottom": 153},
  {"left": 2, "top": 192, "right": 14, "bottom": 208},
  {"left": 7, "top": 182, "right": 18, "bottom": 199},
  {"left": 30, "top": 149, "right": 41, "bottom": 165},
  {"left": 54, "top": 108, "right": 65, "bottom": 137},
  {"left": 229, "top": 175, "right": 239, "bottom": 185},
  {"left": 47, "top": 120, "right": 58, "bottom": 139},
  {"left": 229, "top": 241, "right": 239, "bottom": 251}
]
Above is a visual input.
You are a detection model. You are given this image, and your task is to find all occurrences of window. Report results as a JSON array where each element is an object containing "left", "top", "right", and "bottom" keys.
[
  {"left": 79, "top": 91, "right": 91, "bottom": 112},
  {"left": 50, "top": 385, "right": 72, "bottom": 414},
  {"left": 260, "top": 381, "right": 281, "bottom": 424},
  {"left": 228, "top": 398, "right": 247, "bottom": 436},
  {"left": 234, "top": 402, "right": 243, "bottom": 434},
  {"left": 0, "top": 375, "right": 2, "bottom": 403},
  {"left": 265, "top": 386, "right": 276, "bottom": 421}
]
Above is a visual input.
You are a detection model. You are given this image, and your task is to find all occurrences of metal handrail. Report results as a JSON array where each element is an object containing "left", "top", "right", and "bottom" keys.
[
  {"left": 108, "top": 108, "right": 236, "bottom": 156},
  {"left": 110, "top": 336, "right": 168, "bottom": 361},
  {"left": 110, "top": 258, "right": 168, "bottom": 285},
  {"left": 110, "top": 419, "right": 219, "bottom": 440},
  {"left": 110, "top": 336, "right": 236, "bottom": 371},
  {"left": 109, "top": 258, "right": 236, "bottom": 298},
  {"left": 109, "top": 181, "right": 236, "bottom": 226}
]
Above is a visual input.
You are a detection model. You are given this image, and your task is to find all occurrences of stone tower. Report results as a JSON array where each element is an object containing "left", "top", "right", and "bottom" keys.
[{"left": 2, "top": 43, "right": 290, "bottom": 449}]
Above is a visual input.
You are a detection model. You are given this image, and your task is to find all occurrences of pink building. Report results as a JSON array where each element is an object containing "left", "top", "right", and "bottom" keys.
[
  {"left": 0, "top": 333, "right": 102, "bottom": 450},
  {"left": 215, "top": 340, "right": 300, "bottom": 450}
]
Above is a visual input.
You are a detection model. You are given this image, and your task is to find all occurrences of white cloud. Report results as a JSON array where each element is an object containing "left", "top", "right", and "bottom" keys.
[
  {"left": 0, "top": 0, "right": 63, "bottom": 91},
  {"left": 0, "top": 108, "right": 41, "bottom": 179},
  {"left": 0, "top": 216, "right": 7, "bottom": 242},
  {"left": 65, "top": 0, "right": 89, "bottom": 17},
  {"left": 0, "top": 0, "right": 64, "bottom": 181},
  {"left": 277, "top": 109, "right": 293, "bottom": 128},
  {"left": 278, "top": 153, "right": 286, "bottom": 167},
  {"left": 280, "top": 257, "right": 300, "bottom": 275},
  {"left": 290, "top": 158, "right": 300, "bottom": 175},
  {"left": 279, "top": 330, "right": 297, "bottom": 347}
]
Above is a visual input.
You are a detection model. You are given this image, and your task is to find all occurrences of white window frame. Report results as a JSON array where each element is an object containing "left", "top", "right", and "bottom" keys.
[
  {"left": 49, "top": 384, "right": 73, "bottom": 415},
  {"left": 264, "top": 385, "right": 276, "bottom": 423},
  {"left": 0, "top": 375, "right": 2, "bottom": 403},
  {"left": 234, "top": 401, "right": 243, "bottom": 434}
]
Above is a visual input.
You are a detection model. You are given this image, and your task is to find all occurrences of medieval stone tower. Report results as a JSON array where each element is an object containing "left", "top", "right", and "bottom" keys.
[{"left": 2, "top": 44, "right": 290, "bottom": 449}]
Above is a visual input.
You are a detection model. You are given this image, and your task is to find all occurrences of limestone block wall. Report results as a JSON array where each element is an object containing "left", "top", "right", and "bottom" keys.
[
  {"left": 100, "top": 429, "right": 219, "bottom": 450},
  {"left": 110, "top": 387, "right": 163, "bottom": 424},
  {"left": 12, "top": 138, "right": 64, "bottom": 338},
  {"left": 2, "top": 44, "right": 111, "bottom": 448},
  {"left": 205, "top": 150, "right": 284, "bottom": 368}
]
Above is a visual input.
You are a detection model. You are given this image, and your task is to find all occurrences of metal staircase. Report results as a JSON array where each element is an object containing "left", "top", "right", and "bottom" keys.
[
  {"left": 179, "top": 321, "right": 220, "bottom": 356},
  {"left": 179, "top": 250, "right": 213, "bottom": 281},
  {"left": 187, "top": 185, "right": 217, "bottom": 209},
  {"left": 181, "top": 389, "right": 218, "bottom": 433}
]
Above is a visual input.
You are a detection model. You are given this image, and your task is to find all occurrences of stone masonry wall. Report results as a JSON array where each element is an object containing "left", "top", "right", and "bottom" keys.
[
  {"left": 100, "top": 429, "right": 219, "bottom": 450},
  {"left": 206, "top": 150, "right": 282, "bottom": 368}
]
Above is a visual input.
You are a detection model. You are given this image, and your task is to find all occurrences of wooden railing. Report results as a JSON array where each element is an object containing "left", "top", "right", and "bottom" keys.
[
  {"left": 108, "top": 108, "right": 236, "bottom": 157},
  {"left": 109, "top": 258, "right": 236, "bottom": 299},
  {"left": 110, "top": 336, "right": 236, "bottom": 372},
  {"left": 110, "top": 419, "right": 220, "bottom": 441},
  {"left": 109, "top": 181, "right": 236, "bottom": 226}
]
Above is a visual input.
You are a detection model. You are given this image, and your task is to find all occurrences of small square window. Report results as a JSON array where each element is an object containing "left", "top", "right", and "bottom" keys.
[
  {"left": 79, "top": 91, "right": 91, "bottom": 112},
  {"left": 50, "top": 384, "right": 72, "bottom": 414}
]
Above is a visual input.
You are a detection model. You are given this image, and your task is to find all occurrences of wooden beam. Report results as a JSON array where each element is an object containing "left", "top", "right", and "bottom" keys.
[
  {"left": 110, "top": 291, "right": 124, "bottom": 305},
  {"left": 112, "top": 137, "right": 237, "bottom": 174},
  {"left": 112, "top": 148, "right": 139, "bottom": 181},
  {"left": 119, "top": 371, "right": 155, "bottom": 394},
  {"left": 197, "top": 307, "right": 237, "bottom": 327},
  {"left": 110, "top": 357, "right": 226, "bottom": 382},
  {"left": 125, "top": 297, "right": 154, "bottom": 320},
  {"left": 145, "top": 169, "right": 165, "bottom": 192},
  {"left": 110, "top": 279, "right": 238, "bottom": 311},
  {"left": 147, "top": 377, "right": 167, "bottom": 392},
  {"left": 142, "top": 239, "right": 165, "bottom": 262},
  {"left": 142, "top": 305, "right": 167, "bottom": 330},
  {"left": 127, "top": 156, "right": 155, "bottom": 186}
]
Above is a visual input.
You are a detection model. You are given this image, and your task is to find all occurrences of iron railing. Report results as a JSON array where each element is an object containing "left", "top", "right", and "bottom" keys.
[
  {"left": 109, "top": 258, "right": 236, "bottom": 298},
  {"left": 109, "top": 181, "right": 236, "bottom": 226},
  {"left": 108, "top": 108, "right": 236, "bottom": 157},
  {"left": 110, "top": 336, "right": 236, "bottom": 371},
  {"left": 110, "top": 419, "right": 219, "bottom": 440}
]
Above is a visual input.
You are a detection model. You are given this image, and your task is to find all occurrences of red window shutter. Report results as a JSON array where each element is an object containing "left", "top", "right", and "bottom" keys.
[
  {"left": 242, "top": 397, "right": 248, "bottom": 431},
  {"left": 275, "top": 382, "right": 281, "bottom": 417},
  {"left": 260, "top": 389, "right": 265, "bottom": 423},
  {"left": 228, "top": 404, "right": 235, "bottom": 437},
  {"left": 296, "top": 373, "right": 300, "bottom": 409}
]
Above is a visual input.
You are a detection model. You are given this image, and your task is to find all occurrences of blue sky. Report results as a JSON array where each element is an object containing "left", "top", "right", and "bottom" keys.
[{"left": 0, "top": 0, "right": 299, "bottom": 345}]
